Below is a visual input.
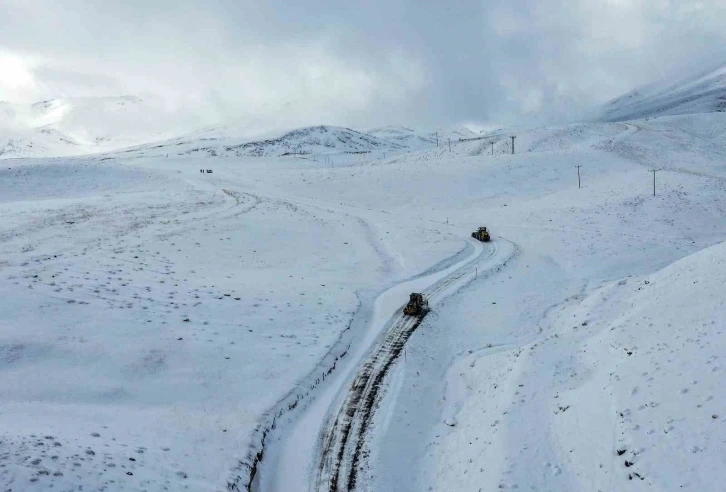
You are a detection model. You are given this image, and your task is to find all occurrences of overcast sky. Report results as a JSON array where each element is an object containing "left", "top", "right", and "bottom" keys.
[{"left": 1, "top": 0, "right": 726, "bottom": 130}]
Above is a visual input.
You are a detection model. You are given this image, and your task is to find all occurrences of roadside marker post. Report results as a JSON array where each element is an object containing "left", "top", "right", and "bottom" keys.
[
  {"left": 576, "top": 165, "right": 582, "bottom": 188},
  {"left": 650, "top": 169, "right": 658, "bottom": 196}
]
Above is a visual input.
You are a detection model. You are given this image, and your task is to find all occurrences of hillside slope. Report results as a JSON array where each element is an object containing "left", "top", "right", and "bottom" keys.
[
  {"left": 550, "top": 239, "right": 726, "bottom": 490},
  {"left": 600, "top": 62, "right": 726, "bottom": 121}
]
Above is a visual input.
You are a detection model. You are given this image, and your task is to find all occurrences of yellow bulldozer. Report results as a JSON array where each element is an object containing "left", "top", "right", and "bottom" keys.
[
  {"left": 403, "top": 293, "right": 428, "bottom": 316},
  {"left": 471, "top": 226, "right": 491, "bottom": 242}
]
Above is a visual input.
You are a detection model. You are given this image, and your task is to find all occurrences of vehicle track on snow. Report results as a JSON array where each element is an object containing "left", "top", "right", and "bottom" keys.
[{"left": 316, "top": 239, "right": 514, "bottom": 492}]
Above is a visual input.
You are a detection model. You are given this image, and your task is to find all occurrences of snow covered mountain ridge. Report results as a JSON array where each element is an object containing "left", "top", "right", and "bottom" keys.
[
  {"left": 112, "top": 124, "right": 484, "bottom": 160},
  {"left": 4, "top": 58, "right": 726, "bottom": 160},
  {"left": 112, "top": 125, "right": 400, "bottom": 160},
  {"left": 599, "top": 61, "right": 726, "bottom": 122},
  {"left": 0, "top": 96, "right": 482, "bottom": 160}
]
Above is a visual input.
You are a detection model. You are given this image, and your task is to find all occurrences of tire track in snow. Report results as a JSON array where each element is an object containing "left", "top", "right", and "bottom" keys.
[{"left": 316, "top": 239, "right": 516, "bottom": 492}]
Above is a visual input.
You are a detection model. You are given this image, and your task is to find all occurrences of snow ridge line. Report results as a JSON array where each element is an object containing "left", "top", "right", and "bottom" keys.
[{"left": 317, "top": 239, "right": 517, "bottom": 491}]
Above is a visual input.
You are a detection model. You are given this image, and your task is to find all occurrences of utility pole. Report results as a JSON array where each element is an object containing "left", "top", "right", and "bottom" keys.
[
  {"left": 448, "top": 138, "right": 451, "bottom": 152},
  {"left": 491, "top": 142, "right": 494, "bottom": 155},
  {"left": 650, "top": 169, "right": 658, "bottom": 196},
  {"left": 575, "top": 165, "right": 582, "bottom": 188},
  {"left": 436, "top": 132, "right": 439, "bottom": 147},
  {"left": 510, "top": 136, "right": 516, "bottom": 154}
]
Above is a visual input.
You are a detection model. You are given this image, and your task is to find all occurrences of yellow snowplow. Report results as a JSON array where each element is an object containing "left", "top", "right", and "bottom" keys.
[
  {"left": 471, "top": 226, "right": 491, "bottom": 242},
  {"left": 403, "top": 293, "right": 428, "bottom": 316}
]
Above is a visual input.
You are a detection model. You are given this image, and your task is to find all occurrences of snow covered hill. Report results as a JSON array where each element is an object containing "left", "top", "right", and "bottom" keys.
[
  {"left": 0, "top": 96, "right": 200, "bottom": 159},
  {"left": 548, "top": 240, "right": 726, "bottom": 489},
  {"left": 600, "top": 61, "right": 726, "bottom": 121},
  {"left": 221, "top": 125, "right": 402, "bottom": 156},
  {"left": 115, "top": 124, "right": 485, "bottom": 161},
  {"left": 0, "top": 125, "right": 83, "bottom": 159},
  {"left": 114, "top": 125, "right": 411, "bottom": 160}
]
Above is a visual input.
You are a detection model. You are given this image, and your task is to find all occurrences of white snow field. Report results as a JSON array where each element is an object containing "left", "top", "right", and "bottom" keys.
[{"left": 0, "top": 111, "right": 725, "bottom": 492}]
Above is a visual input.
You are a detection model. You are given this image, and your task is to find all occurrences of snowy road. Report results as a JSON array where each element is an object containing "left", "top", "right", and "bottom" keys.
[
  {"left": 249, "top": 234, "right": 515, "bottom": 492},
  {"left": 315, "top": 239, "right": 514, "bottom": 491}
]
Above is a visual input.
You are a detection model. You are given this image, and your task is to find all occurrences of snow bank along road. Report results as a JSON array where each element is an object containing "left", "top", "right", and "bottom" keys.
[{"left": 315, "top": 239, "right": 515, "bottom": 492}]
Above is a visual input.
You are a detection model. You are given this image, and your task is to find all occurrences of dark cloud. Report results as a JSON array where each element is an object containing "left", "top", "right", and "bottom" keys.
[{"left": 1, "top": 0, "right": 725, "bottom": 130}]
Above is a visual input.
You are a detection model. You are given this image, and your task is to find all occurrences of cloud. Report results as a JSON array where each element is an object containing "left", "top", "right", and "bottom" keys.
[
  {"left": 0, "top": 51, "right": 40, "bottom": 100},
  {"left": 1, "top": 0, "right": 725, "bottom": 130}
]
